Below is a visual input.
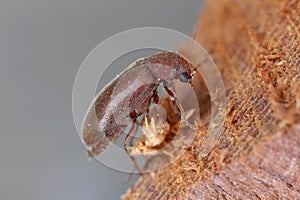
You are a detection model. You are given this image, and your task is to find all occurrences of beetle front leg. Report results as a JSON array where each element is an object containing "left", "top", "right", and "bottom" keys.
[{"left": 163, "top": 83, "right": 197, "bottom": 130}]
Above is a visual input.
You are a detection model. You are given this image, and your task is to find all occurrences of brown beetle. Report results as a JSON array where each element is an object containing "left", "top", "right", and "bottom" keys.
[{"left": 81, "top": 52, "right": 197, "bottom": 162}]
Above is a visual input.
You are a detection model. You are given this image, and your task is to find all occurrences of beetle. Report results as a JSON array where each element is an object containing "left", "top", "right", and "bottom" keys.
[{"left": 81, "top": 51, "right": 197, "bottom": 163}]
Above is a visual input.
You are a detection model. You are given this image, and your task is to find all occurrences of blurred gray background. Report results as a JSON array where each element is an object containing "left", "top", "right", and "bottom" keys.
[{"left": 0, "top": 0, "right": 203, "bottom": 199}]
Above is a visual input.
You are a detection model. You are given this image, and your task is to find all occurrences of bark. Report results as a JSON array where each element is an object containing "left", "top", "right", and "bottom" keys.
[{"left": 122, "top": 0, "right": 300, "bottom": 199}]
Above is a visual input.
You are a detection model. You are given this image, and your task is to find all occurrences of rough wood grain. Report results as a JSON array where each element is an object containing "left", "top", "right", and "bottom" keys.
[
  {"left": 184, "top": 125, "right": 300, "bottom": 199},
  {"left": 122, "top": 0, "right": 300, "bottom": 199}
]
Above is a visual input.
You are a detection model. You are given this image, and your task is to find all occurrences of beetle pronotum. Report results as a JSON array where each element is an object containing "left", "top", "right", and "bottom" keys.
[{"left": 81, "top": 51, "right": 199, "bottom": 168}]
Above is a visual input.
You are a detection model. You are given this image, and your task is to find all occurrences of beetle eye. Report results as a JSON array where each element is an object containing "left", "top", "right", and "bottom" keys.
[{"left": 179, "top": 72, "right": 191, "bottom": 83}]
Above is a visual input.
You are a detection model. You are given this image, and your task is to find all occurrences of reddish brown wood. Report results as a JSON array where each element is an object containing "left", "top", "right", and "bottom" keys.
[{"left": 122, "top": 0, "right": 300, "bottom": 199}]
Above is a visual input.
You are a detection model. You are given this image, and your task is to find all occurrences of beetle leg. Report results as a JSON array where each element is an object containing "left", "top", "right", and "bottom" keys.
[
  {"left": 163, "top": 84, "right": 197, "bottom": 130},
  {"left": 124, "top": 121, "right": 137, "bottom": 149},
  {"left": 152, "top": 86, "right": 160, "bottom": 104},
  {"left": 128, "top": 111, "right": 138, "bottom": 147},
  {"left": 123, "top": 122, "right": 142, "bottom": 173}
]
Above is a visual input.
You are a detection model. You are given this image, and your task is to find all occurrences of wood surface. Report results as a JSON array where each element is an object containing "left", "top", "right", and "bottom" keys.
[{"left": 122, "top": 0, "right": 300, "bottom": 199}]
